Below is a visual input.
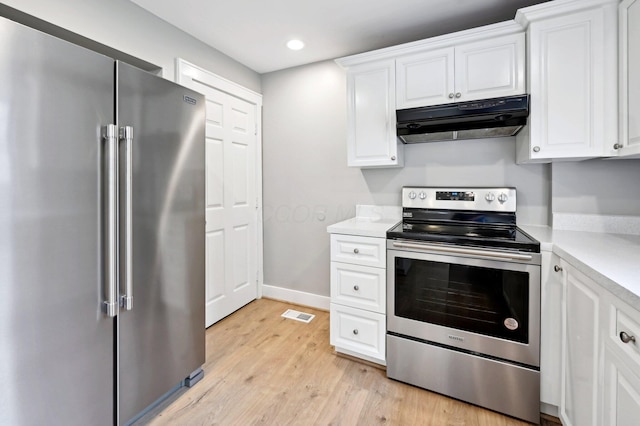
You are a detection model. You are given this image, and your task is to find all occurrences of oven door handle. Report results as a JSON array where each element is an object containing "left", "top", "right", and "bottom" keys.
[{"left": 391, "top": 241, "right": 533, "bottom": 261}]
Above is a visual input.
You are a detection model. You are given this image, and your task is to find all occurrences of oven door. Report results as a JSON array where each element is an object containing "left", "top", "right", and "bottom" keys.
[{"left": 387, "top": 241, "right": 540, "bottom": 367}]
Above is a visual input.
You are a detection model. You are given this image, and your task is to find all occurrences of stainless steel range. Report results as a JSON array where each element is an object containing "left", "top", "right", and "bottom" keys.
[{"left": 386, "top": 187, "right": 541, "bottom": 424}]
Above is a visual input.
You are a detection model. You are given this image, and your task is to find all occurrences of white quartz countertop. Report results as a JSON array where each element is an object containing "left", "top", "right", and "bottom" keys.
[
  {"left": 326, "top": 205, "right": 401, "bottom": 238},
  {"left": 520, "top": 224, "right": 640, "bottom": 309}
]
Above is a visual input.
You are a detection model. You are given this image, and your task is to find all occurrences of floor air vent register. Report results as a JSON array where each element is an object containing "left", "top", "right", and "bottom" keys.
[{"left": 281, "top": 309, "right": 315, "bottom": 323}]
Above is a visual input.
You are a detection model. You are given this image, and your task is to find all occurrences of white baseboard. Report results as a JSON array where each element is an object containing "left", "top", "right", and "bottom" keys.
[{"left": 261, "top": 284, "right": 330, "bottom": 311}]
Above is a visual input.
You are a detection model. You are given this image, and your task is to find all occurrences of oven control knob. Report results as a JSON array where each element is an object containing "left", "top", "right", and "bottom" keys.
[
  {"left": 485, "top": 193, "right": 495, "bottom": 202},
  {"left": 408, "top": 191, "right": 417, "bottom": 200},
  {"left": 498, "top": 193, "right": 508, "bottom": 203},
  {"left": 419, "top": 192, "right": 427, "bottom": 200}
]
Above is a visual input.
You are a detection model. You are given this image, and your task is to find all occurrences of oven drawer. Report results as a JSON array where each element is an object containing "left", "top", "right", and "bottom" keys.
[
  {"left": 331, "top": 262, "right": 385, "bottom": 313},
  {"left": 330, "top": 234, "right": 385, "bottom": 268},
  {"left": 330, "top": 303, "right": 386, "bottom": 364}
]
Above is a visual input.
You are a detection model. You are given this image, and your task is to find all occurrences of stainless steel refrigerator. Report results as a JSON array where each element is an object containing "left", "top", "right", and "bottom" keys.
[{"left": 0, "top": 17, "right": 206, "bottom": 425}]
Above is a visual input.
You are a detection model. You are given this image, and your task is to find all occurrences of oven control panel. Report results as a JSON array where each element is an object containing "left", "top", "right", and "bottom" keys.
[
  {"left": 435, "top": 191, "right": 475, "bottom": 201},
  {"left": 402, "top": 187, "right": 517, "bottom": 212}
]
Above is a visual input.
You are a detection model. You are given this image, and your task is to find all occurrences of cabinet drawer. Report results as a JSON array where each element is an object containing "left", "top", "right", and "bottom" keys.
[
  {"left": 612, "top": 305, "right": 640, "bottom": 366},
  {"left": 330, "top": 234, "right": 385, "bottom": 268},
  {"left": 331, "top": 262, "right": 385, "bottom": 313},
  {"left": 330, "top": 303, "right": 385, "bottom": 364}
]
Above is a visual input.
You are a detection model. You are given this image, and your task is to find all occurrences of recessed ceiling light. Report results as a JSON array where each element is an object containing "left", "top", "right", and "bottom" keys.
[{"left": 286, "top": 39, "right": 305, "bottom": 51}]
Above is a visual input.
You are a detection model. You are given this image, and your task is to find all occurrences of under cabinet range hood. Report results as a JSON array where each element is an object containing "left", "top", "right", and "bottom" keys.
[{"left": 396, "top": 95, "right": 529, "bottom": 144}]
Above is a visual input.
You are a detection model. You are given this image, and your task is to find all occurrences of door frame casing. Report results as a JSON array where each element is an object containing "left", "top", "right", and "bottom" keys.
[{"left": 175, "top": 58, "right": 264, "bottom": 302}]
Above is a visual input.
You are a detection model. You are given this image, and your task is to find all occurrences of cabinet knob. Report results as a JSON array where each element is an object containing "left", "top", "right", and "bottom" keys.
[
  {"left": 448, "top": 93, "right": 454, "bottom": 99},
  {"left": 533, "top": 146, "right": 541, "bottom": 153},
  {"left": 353, "top": 285, "right": 359, "bottom": 291},
  {"left": 455, "top": 92, "right": 461, "bottom": 98},
  {"left": 620, "top": 331, "right": 636, "bottom": 344},
  {"left": 613, "top": 143, "right": 623, "bottom": 150},
  {"left": 353, "top": 248, "right": 359, "bottom": 254},
  {"left": 353, "top": 329, "right": 359, "bottom": 335},
  {"left": 554, "top": 265, "right": 563, "bottom": 272},
  {"left": 391, "top": 156, "right": 396, "bottom": 161}
]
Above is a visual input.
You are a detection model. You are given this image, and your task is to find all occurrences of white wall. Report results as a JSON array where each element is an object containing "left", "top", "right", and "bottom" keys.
[
  {"left": 262, "top": 60, "right": 550, "bottom": 298},
  {"left": 551, "top": 160, "right": 640, "bottom": 216},
  {"left": 1, "top": 0, "right": 261, "bottom": 93}
]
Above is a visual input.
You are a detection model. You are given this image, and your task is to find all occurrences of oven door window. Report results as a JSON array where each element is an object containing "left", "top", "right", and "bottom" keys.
[{"left": 395, "top": 257, "right": 529, "bottom": 343}]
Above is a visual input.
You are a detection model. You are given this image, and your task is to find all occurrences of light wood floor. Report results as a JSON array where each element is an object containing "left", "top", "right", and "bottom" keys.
[{"left": 139, "top": 298, "right": 540, "bottom": 425}]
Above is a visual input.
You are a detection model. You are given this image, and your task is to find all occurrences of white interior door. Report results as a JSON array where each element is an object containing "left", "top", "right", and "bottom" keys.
[{"left": 176, "top": 60, "right": 263, "bottom": 327}]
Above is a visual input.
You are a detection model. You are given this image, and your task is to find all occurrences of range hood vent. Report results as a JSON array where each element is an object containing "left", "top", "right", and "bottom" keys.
[{"left": 396, "top": 95, "right": 529, "bottom": 144}]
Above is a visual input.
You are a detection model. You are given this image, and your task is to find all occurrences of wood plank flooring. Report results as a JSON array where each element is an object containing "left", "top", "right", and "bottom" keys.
[{"left": 138, "top": 298, "right": 544, "bottom": 425}]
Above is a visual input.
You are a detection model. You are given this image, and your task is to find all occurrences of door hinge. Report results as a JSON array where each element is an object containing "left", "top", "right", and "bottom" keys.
[{"left": 255, "top": 124, "right": 257, "bottom": 136}]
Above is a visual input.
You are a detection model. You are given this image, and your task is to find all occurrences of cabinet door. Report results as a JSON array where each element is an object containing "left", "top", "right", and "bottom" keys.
[
  {"left": 540, "top": 252, "right": 563, "bottom": 409},
  {"left": 561, "top": 262, "right": 602, "bottom": 426},
  {"left": 331, "top": 262, "right": 385, "bottom": 313},
  {"left": 396, "top": 47, "right": 455, "bottom": 108},
  {"left": 330, "top": 234, "right": 386, "bottom": 268},
  {"left": 330, "top": 303, "right": 386, "bottom": 365},
  {"left": 618, "top": 0, "right": 640, "bottom": 157},
  {"left": 603, "top": 346, "right": 640, "bottom": 426},
  {"left": 454, "top": 33, "right": 525, "bottom": 102},
  {"left": 526, "top": 6, "right": 617, "bottom": 160},
  {"left": 346, "top": 60, "right": 403, "bottom": 168}
]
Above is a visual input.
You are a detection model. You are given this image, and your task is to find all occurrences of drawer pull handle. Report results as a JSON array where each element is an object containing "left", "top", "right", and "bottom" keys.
[
  {"left": 353, "top": 248, "right": 359, "bottom": 254},
  {"left": 353, "top": 285, "right": 359, "bottom": 291},
  {"left": 554, "top": 265, "right": 563, "bottom": 272},
  {"left": 620, "top": 331, "right": 636, "bottom": 344},
  {"left": 353, "top": 329, "right": 359, "bottom": 335}
]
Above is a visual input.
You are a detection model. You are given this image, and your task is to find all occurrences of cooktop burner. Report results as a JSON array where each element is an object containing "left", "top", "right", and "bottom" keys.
[
  {"left": 386, "top": 222, "right": 540, "bottom": 253},
  {"left": 388, "top": 186, "right": 540, "bottom": 253}
]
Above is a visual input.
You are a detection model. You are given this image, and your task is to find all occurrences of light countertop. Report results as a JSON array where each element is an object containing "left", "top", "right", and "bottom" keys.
[
  {"left": 327, "top": 205, "right": 401, "bottom": 238},
  {"left": 521, "top": 224, "right": 640, "bottom": 310}
]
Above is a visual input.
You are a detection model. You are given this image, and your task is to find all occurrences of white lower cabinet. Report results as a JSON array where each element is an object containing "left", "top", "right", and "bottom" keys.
[
  {"left": 329, "top": 303, "right": 386, "bottom": 364},
  {"left": 560, "top": 261, "right": 602, "bottom": 426},
  {"left": 603, "top": 297, "right": 640, "bottom": 425},
  {"left": 540, "top": 252, "right": 563, "bottom": 412},
  {"left": 329, "top": 233, "right": 386, "bottom": 365},
  {"left": 330, "top": 262, "right": 385, "bottom": 312},
  {"left": 559, "top": 257, "right": 640, "bottom": 426},
  {"left": 603, "top": 346, "right": 640, "bottom": 426}
]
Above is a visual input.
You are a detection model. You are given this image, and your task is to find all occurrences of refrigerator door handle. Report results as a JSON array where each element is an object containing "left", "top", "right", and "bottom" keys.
[
  {"left": 119, "top": 126, "right": 134, "bottom": 311},
  {"left": 103, "top": 125, "right": 119, "bottom": 318}
]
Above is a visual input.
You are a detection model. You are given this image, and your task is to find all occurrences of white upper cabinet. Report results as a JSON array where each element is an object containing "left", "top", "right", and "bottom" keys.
[
  {"left": 617, "top": 0, "right": 640, "bottom": 158},
  {"left": 396, "top": 47, "right": 455, "bottom": 108},
  {"left": 455, "top": 34, "right": 526, "bottom": 102},
  {"left": 516, "top": 0, "right": 619, "bottom": 163},
  {"left": 344, "top": 60, "right": 404, "bottom": 168},
  {"left": 336, "top": 21, "right": 523, "bottom": 168},
  {"left": 396, "top": 33, "right": 525, "bottom": 109}
]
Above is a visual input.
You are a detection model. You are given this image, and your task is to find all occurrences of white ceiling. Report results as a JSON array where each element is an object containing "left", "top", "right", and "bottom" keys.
[{"left": 130, "top": 0, "right": 549, "bottom": 74}]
